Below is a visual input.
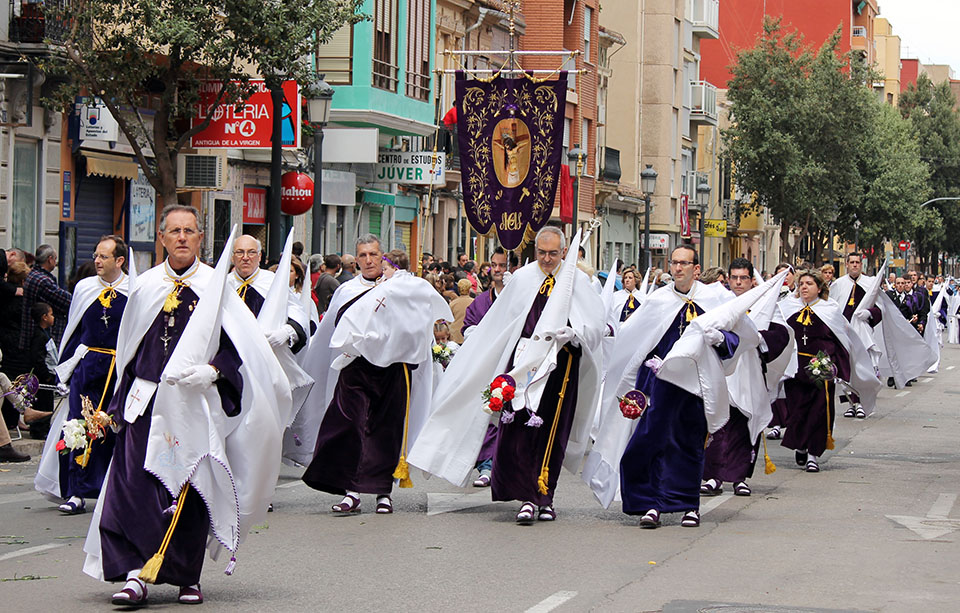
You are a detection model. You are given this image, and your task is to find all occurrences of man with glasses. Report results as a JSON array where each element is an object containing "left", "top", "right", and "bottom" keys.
[
  {"left": 410, "top": 226, "right": 605, "bottom": 524},
  {"left": 85, "top": 205, "right": 289, "bottom": 607},
  {"left": 226, "top": 234, "right": 308, "bottom": 353},
  {"left": 586, "top": 245, "right": 747, "bottom": 529},
  {"left": 35, "top": 236, "right": 130, "bottom": 516},
  {"left": 701, "top": 258, "right": 793, "bottom": 497}
]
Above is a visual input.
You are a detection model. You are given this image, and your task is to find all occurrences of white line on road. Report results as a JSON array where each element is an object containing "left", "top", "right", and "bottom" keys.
[
  {"left": 275, "top": 481, "right": 304, "bottom": 490},
  {"left": 895, "top": 391, "right": 911, "bottom": 397},
  {"left": 921, "top": 377, "right": 934, "bottom": 383},
  {"left": 701, "top": 491, "right": 734, "bottom": 515},
  {"left": 426, "top": 491, "right": 492, "bottom": 516},
  {"left": 0, "top": 543, "right": 65, "bottom": 563},
  {"left": 0, "top": 492, "right": 40, "bottom": 506},
  {"left": 947, "top": 366, "right": 956, "bottom": 371},
  {"left": 525, "top": 591, "right": 578, "bottom": 613},
  {"left": 928, "top": 493, "right": 957, "bottom": 519}
]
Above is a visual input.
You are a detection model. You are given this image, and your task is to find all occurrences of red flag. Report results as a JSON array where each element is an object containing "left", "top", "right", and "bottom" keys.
[
  {"left": 442, "top": 106, "right": 457, "bottom": 126},
  {"left": 559, "top": 165, "right": 573, "bottom": 223},
  {"left": 680, "top": 194, "right": 691, "bottom": 239}
]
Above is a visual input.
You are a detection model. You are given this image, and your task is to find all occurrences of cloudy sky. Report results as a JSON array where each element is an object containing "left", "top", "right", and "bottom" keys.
[{"left": 878, "top": 0, "right": 960, "bottom": 74}]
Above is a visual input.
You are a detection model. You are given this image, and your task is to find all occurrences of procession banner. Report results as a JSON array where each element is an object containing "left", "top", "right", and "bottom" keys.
[{"left": 455, "top": 71, "right": 567, "bottom": 250}]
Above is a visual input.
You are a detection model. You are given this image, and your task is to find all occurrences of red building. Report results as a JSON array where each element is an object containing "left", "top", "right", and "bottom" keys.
[
  {"left": 900, "top": 58, "right": 920, "bottom": 92},
  {"left": 700, "top": 0, "right": 859, "bottom": 88}
]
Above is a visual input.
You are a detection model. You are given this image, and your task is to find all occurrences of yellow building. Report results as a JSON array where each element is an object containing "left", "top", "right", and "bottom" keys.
[{"left": 873, "top": 18, "right": 901, "bottom": 106}]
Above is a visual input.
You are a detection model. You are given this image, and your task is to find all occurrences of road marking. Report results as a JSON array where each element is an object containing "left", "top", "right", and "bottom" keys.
[
  {"left": 700, "top": 491, "right": 734, "bottom": 515},
  {"left": 895, "top": 391, "right": 910, "bottom": 397},
  {"left": 0, "top": 543, "right": 65, "bottom": 562},
  {"left": 426, "top": 491, "right": 492, "bottom": 516},
  {"left": 947, "top": 366, "right": 956, "bottom": 371},
  {"left": 887, "top": 493, "right": 960, "bottom": 540},
  {"left": 275, "top": 481, "right": 304, "bottom": 490},
  {"left": 921, "top": 377, "right": 934, "bottom": 383},
  {"left": 0, "top": 492, "right": 39, "bottom": 506},
  {"left": 525, "top": 591, "right": 578, "bottom": 613}
]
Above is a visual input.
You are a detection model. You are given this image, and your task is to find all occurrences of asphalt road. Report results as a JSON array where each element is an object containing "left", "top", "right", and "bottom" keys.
[{"left": 2, "top": 347, "right": 960, "bottom": 612}]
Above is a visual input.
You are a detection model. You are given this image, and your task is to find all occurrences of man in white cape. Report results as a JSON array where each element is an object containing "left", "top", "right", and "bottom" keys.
[
  {"left": 409, "top": 227, "right": 604, "bottom": 524},
  {"left": 82, "top": 207, "right": 290, "bottom": 607},
  {"left": 583, "top": 245, "right": 763, "bottom": 529},
  {"left": 299, "top": 237, "right": 451, "bottom": 515},
  {"left": 36, "top": 235, "right": 131, "bottom": 514}
]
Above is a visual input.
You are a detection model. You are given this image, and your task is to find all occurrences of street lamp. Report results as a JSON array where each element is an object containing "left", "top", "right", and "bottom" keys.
[
  {"left": 640, "top": 164, "right": 658, "bottom": 270},
  {"left": 568, "top": 145, "right": 585, "bottom": 231},
  {"left": 696, "top": 180, "right": 711, "bottom": 267},
  {"left": 853, "top": 217, "right": 861, "bottom": 253},
  {"left": 306, "top": 76, "right": 335, "bottom": 254}
]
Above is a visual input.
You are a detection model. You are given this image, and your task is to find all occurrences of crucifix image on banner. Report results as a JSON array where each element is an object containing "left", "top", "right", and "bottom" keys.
[{"left": 455, "top": 71, "right": 568, "bottom": 250}]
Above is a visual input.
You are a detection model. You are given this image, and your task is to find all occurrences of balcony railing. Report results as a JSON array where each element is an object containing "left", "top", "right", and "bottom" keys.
[
  {"left": 437, "top": 127, "right": 460, "bottom": 171},
  {"left": 601, "top": 147, "right": 621, "bottom": 183},
  {"left": 8, "top": 0, "right": 70, "bottom": 44},
  {"left": 687, "top": 0, "right": 719, "bottom": 40},
  {"left": 690, "top": 80, "right": 718, "bottom": 124},
  {"left": 852, "top": 25, "right": 867, "bottom": 38},
  {"left": 372, "top": 58, "right": 399, "bottom": 92}
]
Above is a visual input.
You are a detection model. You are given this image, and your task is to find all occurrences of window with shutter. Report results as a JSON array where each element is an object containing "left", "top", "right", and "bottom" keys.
[{"left": 316, "top": 24, "right": 353, "bottom": 85}]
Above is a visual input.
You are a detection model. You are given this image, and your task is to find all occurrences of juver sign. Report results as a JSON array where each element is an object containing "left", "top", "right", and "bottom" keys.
[
  {"left": 375, "top": 150, "right": 445, "bottom": 185},
  {"left": 191, "top": 80, "right": 300, "bottom": 149}
]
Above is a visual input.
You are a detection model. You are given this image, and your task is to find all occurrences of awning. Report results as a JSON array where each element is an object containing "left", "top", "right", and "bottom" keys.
[
  {"left": 394, "top": 193, "right": 420, "bottom": 222},
  {"left": 83, "top": 151, "right": 139, "bottom": 180},
  {"left": 361, "top": 189, "right": 394, "bottom": 206}
]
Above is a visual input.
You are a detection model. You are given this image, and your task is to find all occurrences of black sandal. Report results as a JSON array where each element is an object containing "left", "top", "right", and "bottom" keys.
[
  {"left": 332, "top": 494, "right": 361, "bottom": 513},
  {"left": 733, "top": 481, "right": 751, "bottom": 496},
  {"left": 537, "top": 505, "right": 556, "bottom": 521},
  {"left": 681, "top": 510, "right": 700, "bottom": 527},
  {"left": 639, "top": 509, "right": 660, "bottom": 529},
  {"left": 376, "top": 496, "right": 393, "bottom": 514},
  {"left": 700, "top": 479, "right": 723, "bottom": 496},
  {"left": 516, "top": 502, "right": 535, "bottom": 524}
]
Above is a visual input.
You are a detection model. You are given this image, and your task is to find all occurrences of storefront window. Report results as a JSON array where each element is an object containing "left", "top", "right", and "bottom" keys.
[{"left": 12, "top": 140, "right": 39, "bottom": 252}]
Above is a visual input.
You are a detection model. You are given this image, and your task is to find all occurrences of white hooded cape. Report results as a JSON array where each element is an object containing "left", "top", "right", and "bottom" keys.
[
  {"left": 83, "top": 229, "right": 291, "bottom": 579},
  {"left": 408, "top": 242, "right": 604, "bottom": 488},
  {"left": 923, "top": 286, "right": 947, "bottom": 372}
]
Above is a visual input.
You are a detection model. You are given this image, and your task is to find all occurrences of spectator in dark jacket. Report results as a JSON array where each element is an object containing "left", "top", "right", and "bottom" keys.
[
  {"left": 314, "top": 254, "right": 342, "bottom": 313},
  {"left": 20, "top": 244, "right": 71, "bottom": 350}
]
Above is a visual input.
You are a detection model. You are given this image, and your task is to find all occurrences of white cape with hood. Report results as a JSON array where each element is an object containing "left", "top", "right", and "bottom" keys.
[
  {"left": 83, "top": 228, "right": 291, "bottom": 579},
  {"left": 36, "top": 269, "right": 132, "bottom": 501},
  {"left": 582, "top": 277, "right": 770, "bottom": 509},
  {"left": 778, "top": 296, "right": 881, "bottom": 415},
  {"left": 923, "top": 286, "right": 947, "bottom": 372},
  {"left": 408, "top": 235, "right": 604, "bottom": 488}
]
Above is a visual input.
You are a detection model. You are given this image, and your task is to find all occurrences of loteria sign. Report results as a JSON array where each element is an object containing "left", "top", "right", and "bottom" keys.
[{"left": 191, "top": 80, "right": 300, "bottom": 149}]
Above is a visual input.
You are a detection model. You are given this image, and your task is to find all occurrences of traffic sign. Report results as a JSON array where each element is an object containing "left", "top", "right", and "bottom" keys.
[{"left": 898, "top": 240, "right": 910, "bottom": 251}]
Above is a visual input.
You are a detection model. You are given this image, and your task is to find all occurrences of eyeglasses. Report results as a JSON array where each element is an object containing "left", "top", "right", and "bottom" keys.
[
  {"left": 728, "top": 274, "right": 751, "bottom": 281},
  {"left": 536, "top": 249, "right": 560, "bottom": 258},
  {"left": 92, "top": 253, "right": 114, "bottom": 261},
  {"left": 669, "top": 260, "right": 695, "bottom": 267},
  {"left": 164, "top": 227, "right": 198, "bottom": 236},
  {"left": 233, "top": 250, "right": 259, "bottom": 258}
]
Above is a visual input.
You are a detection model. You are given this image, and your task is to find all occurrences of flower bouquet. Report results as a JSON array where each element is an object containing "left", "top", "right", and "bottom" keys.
[
  {"left": 618, "top": 390, "right": 649, "bottom": 420},
  {"left": 805, "top": 351, "right": 837, "bottom": 383},
  {"left": 1, "top": 372, "right": 39, "bottom": 413},
  {"left": 481, "top": 374, "right": 516, "bottom": 414},
  {"left": 57, "top": 395, "right": 114, "bottom": 468},
  {"left": 431, "top": 343, "right": 453, "bottom": 369}
]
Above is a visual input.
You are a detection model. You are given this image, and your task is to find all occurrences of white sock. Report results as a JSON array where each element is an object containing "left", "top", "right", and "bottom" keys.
[
  {"left": 126, "top": 569, "right": 141, "bottom": 581},
  {"left": 809, "top": 454, "right": 819, "bottom": 462},
  {"left": 67, "top": 496, "right": 83, "bottom": 506}
]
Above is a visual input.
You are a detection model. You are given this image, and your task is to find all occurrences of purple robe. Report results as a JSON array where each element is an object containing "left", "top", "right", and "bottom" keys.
[
  {"left": 462, "top": 286, "right": 497, "bottom": 330},
  {"left": 839, "top": 281, "right": 881, "bottom": 326},
  {"left": 238, "top": 284, "right": 307, "bottom": 353},
  {"left": 703, "top": 323, "right": 790, "bottom": 483},
  {"left": 782, "top": 309, "right": 850, "bottom": 457},
  {"left": 490, "top": 286, "right": 582, "bottom": 506},
  {"left": 57, "top": 294, "right": 127, "bottom": 499},
  {"left": 99, "top": 286, "right": 243, "bottom": 586},
  {"left": 302, "top": 288, "right": 411, "bottom": 495},
  {"left": 620, "top": 305, "right": 739, "bottom": 514}
]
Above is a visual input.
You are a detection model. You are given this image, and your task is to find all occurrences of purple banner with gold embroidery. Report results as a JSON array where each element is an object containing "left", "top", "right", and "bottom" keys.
[{"left": 455, "top": 72, "right": 567, "bottom": 250}]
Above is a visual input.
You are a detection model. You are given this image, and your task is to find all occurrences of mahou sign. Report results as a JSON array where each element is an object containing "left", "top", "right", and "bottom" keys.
[{"left": 280, "top": 171, "right": 314, "bottom": 215}]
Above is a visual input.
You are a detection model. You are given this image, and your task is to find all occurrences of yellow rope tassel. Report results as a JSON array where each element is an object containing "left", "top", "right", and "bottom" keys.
[
  {"left": 539, "top": 274, "right": 555, "bottom": 296},
  {"left": 162, "top": 290, "right": 182, "bottom": 313},
  {"left": 847, "top": 286, "right": 856, "bottom": 307},
  {"left": 537, "top": 349, "right": 574, "bottom": 496},
  {"left": 98, "top": 287, "right": 117, "bottom": 309},
  {"left": 796, "top": 306, "right": 813, "bottom": 326},
  {"left": 685, "top": 300, "right": 698, "bottom": 322},
  {"left": 139, "top": 483, "right": 190, "bottom": 584},
  {"left": 392, "top": 364, "right": 414, "bottom": 488},
  {"left": 762, "top": 436, "right": 777, "bottom": 474},
  {"left": 824, "top": 380, "right": 836, "bottom": 451},
  {"left": 76, "top": 443, "right": 93, "bottom": 468},
  {"left": 77, "top": 348, "right": 117, "bottom": 469}
]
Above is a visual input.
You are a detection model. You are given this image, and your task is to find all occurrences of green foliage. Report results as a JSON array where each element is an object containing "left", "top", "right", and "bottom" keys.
[
  {"left": 45, "top": 0, "right": 364, "bottom": 203},
  {"left": 723, "top": 18, "right": 935, "bottom": 264}
]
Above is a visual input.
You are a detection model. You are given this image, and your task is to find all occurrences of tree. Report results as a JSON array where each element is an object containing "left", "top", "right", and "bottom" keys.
[
  {"left": 723, "top": 18, "right": 910, "bottom": 264},
  {"left": 46, "top": 0, "right": 364, "bottom": 206}
]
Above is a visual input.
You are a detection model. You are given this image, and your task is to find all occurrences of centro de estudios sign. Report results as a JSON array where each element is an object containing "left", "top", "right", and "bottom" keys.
[
  {"left": 375, "top": 150, "right": 446, "bottom": 185},
  {"left": 191, "top": 80, "right": 301, "bottom": 149}
]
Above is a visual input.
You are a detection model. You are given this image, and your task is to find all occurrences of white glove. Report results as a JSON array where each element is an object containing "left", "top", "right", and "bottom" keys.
[
  {"left": 173, "top": 364, "right": 219, "bottom": 389},
  {"left": 267, "top": 324, "right": 297, "bottom": 348},
  {"left": 644, "top": 355, "right": 663, "bottom": 374},
  {"left": 853, "top": 310, "right": 871, "bottom": 322},
  {"left": 703, "top": 327, "right": 725, "bottom": 347},
  {"left": 550, "top": 326, "right": 577, "bottom": 346},
  {"left": 56, "top": 382, "right": 69, "bottom": 396}
]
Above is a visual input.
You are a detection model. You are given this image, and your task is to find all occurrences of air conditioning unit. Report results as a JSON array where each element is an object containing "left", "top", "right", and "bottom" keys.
[{"left": 177, "top": 153, "right": 226, "bottom": 190}]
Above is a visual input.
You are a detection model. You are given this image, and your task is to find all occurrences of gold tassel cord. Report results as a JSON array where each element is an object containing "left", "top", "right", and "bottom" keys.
[
  {"left": 392, "top": 364, "right": 414, "bottom": 489},
  {"left": 539, "top": 274, "right": 555, "bottom": 297},
  {"left": 824, "top": 380, "right": 836, "bottom": 451},
  {"left": 97, "top": 287, "right": 117, "bottom": 309},
  {"left": 235, "top": 275, "right": 256, "bottom": 302},
  {"left": 139, "top": 483, "right": 190, "bottom": 584},
  {"left": 685, "top": 300, "right": 698, "bottom": 322},
  {"left": 796, "top": 306, "right": 813, "bottom": 326},
  {"left": 162, "top": 266, "right": 199, "bottom": 314},
  {"left": 762, "top": 435, "right": 777, "bottom": 474},
  {"left": 76, "top": 348, "right": 117, "bottom": 469},
  {"left": 537, "top": 348, "right": 574, "bottom": 496},
  {"left": 847, "top": 285, "right": 857, "bottom": 307}
]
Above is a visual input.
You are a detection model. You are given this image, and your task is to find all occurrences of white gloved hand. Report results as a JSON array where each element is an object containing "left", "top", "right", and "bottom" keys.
[
  {"left": 56, "top": 382, "right": 69, "bottom": 396},
  {"left": 550, "top": 326, "right": 577, "bottom": 346},
  {"left": 644, "top": 355, "right": 664, "bottom": 374},
  {"left": 853, "top": 309, "right": 871, "bottom": 322},
  {"left": 267, "top": 324, "right": 297, "bottom": 348},
  {"left": 173, "top": 364, "right": 219, "bottom": 389},
  {"left": 703, "top": 327, "right": 725, "bottom": 347}
]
